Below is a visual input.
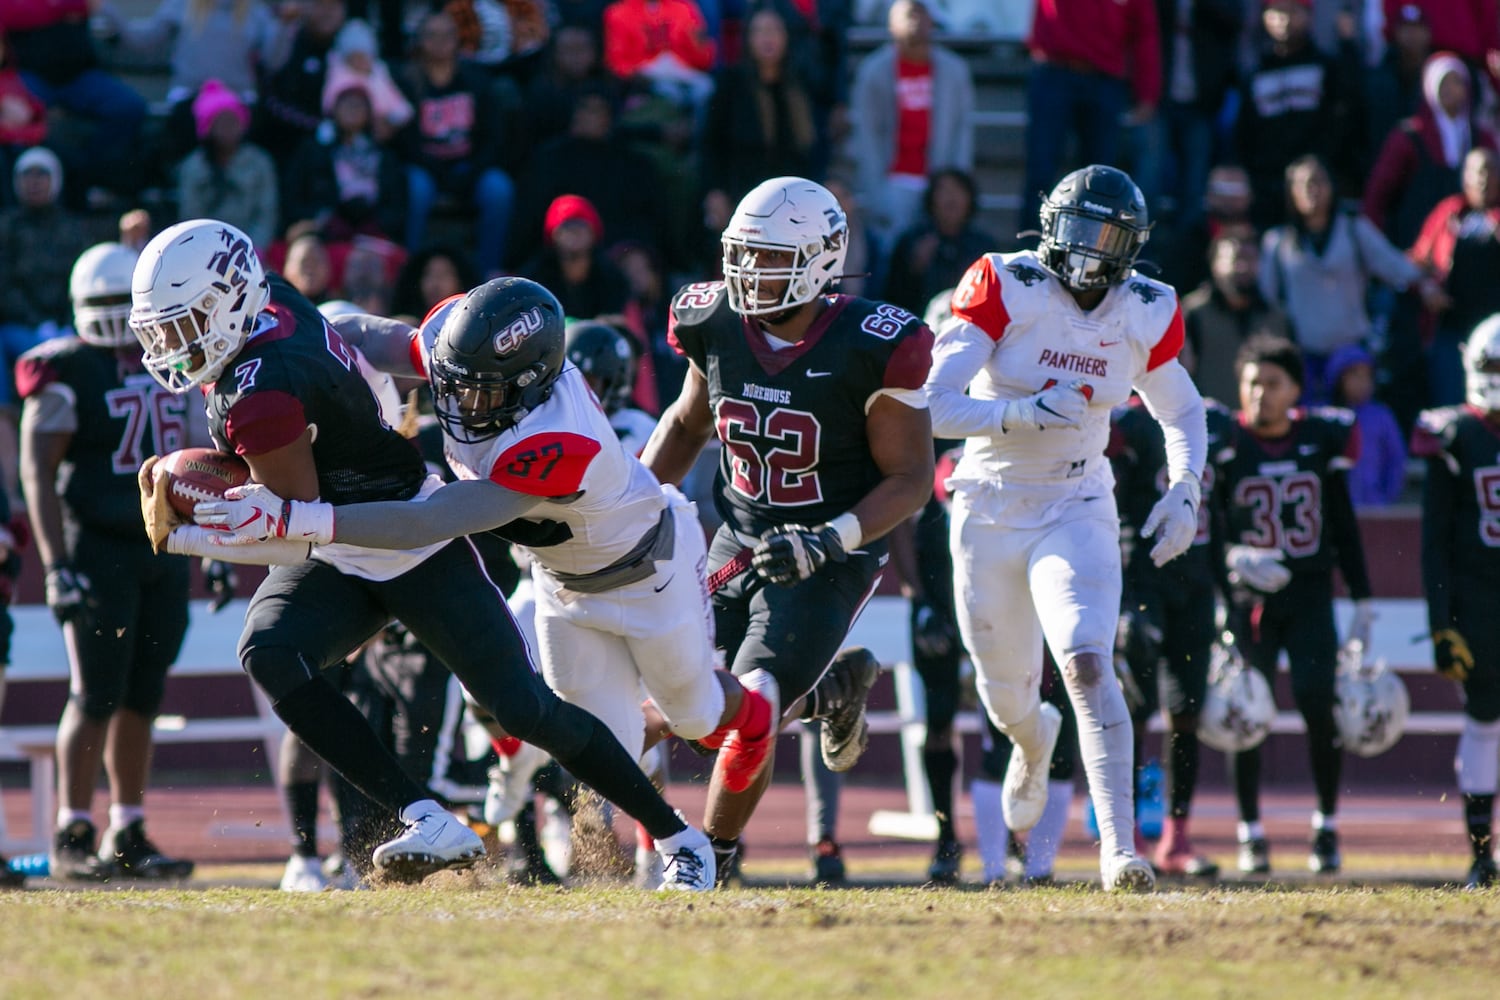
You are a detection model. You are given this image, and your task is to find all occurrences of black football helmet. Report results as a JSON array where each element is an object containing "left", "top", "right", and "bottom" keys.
[
  {"left": 428, "top": 276, "right": 567, "bottom": 442},
  {"left": 565, "top": 320, "right": 635, "bottom": 415},
  {"left": 1038, "top": 165, "right": 1152, "bottom": 291}
]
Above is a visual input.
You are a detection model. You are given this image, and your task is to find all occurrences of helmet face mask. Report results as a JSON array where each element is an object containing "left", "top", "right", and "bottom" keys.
[
  {"left": 1038, "top": 165, "right": 1151, "bottom": 292},
  {"left": 71, "top": 243, "right": 139, "bottom": 348},
  {"left": 721, "top": 176, "right": 848, "bottom": 319},
  {"left": 427, "top": 277, "right": 567, "bottom": 443},
  {"left": 129, "top": 220, "right": 268, "bottom": 393},
  {"left": 1465, "top": 315, "right": 1500, "bottom": 412}
]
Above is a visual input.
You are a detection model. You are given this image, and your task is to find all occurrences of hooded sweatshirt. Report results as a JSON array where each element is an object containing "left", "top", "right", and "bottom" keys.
[{"left": 1326, "top": 344, "right": 1407, "bottom": 507}]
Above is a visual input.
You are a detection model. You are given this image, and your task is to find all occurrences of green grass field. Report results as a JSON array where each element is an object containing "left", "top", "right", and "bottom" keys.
[{"left": 3, "top": 869, "right": 1499, "bottom": 999}]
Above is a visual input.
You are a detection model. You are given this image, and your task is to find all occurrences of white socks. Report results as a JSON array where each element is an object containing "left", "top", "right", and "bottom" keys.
[
  {"left": 971, "top": 778, "right": 1008, "bottom": 882},
  {"left": 108, "top": 803, "right": 145, "bottom": 831},
  {"left": 1026, "top": 780, "right": 1074, "bottom": 879}
]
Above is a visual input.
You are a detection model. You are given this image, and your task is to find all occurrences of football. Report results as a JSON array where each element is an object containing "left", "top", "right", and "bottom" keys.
[{"left": 158, "top": 448, "right": 252, "bottom": 519}]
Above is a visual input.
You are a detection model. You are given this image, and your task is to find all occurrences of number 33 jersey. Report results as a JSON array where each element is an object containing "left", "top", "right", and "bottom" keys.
[
  {"left": 1212, "top": 407, "right": 1360, "bottom": 578},
  {"left": 667, "top": 282, "right": 933, "bottom": 540}
]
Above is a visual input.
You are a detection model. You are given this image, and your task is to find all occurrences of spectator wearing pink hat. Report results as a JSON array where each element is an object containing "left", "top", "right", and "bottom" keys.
[
  {"left": 178, "top": 79, "right": 279, "bottom": 249},
  {"left": 321, "top": 19, "right": 411, "bottom": 143}
]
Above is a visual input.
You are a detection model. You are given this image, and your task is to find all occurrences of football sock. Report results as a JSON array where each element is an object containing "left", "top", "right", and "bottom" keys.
[
  {"left": 1166, "top": 726, "right": 1200, "bottom": 820},
  {"left": 272, "top": 677, "right": 429, "bottom": 814},
  {"left": 1230, "top": 746, "right": 1262, "bottom": 825},
  {"left": 971, "top": 778, "right": 1008, "bottom": 882},
  {"left": 548, "top": 707, "right": 684, "bottom": 840},
  {"left": 1026, "top": 780, "right": 1074, "bottom": 879},
  {"left": 710, "top": 835, "right": 739, "bottom": 875},
  {"left": 1456, "top": 718, "right": 1500, "bottom": 798},
  {"left": 1305, "top": 707, "right": 1342, "bottom": 818},
  {"left": 285, "top": 780, "right": 321, "bottom": 859},
  {"left": 108, "top": 803, "right": 145, "bottom": 831},
  {"left": 1237, "top": 820, "right": 1265, "bottom": 843},
  {"left": 923, "top": 747, "right": 959, "bottom": 843},
  {"left": 1465, "top": 794, "right": 1495, "bottom": 861},
  {"left": 1065, "top": 668, "right": 1134, "bottom": 858},
  {"left": 57, "top": 808, "right": 91, "bottom": 829},
  {"left": 1312, "top": 810, "right": 1337, "bottom": 832}
]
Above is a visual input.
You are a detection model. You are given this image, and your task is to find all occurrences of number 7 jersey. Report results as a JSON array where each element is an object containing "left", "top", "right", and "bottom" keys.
[{"left": 668, "top": 282, "right": 934, "bottom": 539}]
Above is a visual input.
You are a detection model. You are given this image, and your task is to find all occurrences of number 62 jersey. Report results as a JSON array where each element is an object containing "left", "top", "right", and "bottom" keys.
[{"left": 667, "top": 282, "right": 934, "bottom": 541}]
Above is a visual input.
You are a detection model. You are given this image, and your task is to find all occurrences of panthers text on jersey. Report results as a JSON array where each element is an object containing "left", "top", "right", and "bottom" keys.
[
  {"left": 206, "top": 274, "right": 438, "bottom": 579},
  {"left": 1411, "top": 404, "right": 1500, "bottom": 627},
  {"left": 1212, "top": 405, "right": 1371, "bottom": 592},
  {"left": 667, "top": 282, "right": 933, "bottom": 540},
  {"left": 409, "top": 331, "right": 668, "bottom": 579},
  {"left": 1110, "top": 396, "right": 1232, "bottom": 583},
  {"left": 17, "top": 339, "right": 192, "bottom": 540},
  {"left": 937, "top": 249, "right": 1187, "bottom": 503}
]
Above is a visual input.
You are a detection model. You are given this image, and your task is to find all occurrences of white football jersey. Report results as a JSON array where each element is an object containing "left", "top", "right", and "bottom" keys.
[
  {"left": 928, "top": 250, "right": 1185, "bottom": 503},
  {"left": 440, "top": 367, "right": 668, "bottom": 577}
]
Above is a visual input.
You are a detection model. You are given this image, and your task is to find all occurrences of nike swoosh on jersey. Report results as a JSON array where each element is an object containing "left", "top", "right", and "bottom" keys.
[
  {"left": 1099, "top": 340, "right": 1121, "bottom": 347},
  {"left": 806, "top": 369, "right": 833, "bottom": 378},
  {"left": 653, "top": 575, "right": 675, "bottom": 593}
]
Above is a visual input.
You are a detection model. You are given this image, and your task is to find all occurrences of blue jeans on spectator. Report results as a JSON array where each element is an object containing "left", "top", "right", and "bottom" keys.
[
  {"left": 20, "top": 69, "right": 147, "bottom": 193},
  {"left": 1159, "top": 102, "right": 1216, "bottom": 229},
  {"left": 406, "top": 163, "right": 515, "bottom": 277},
  {"left": 1021, "top": 61, "right": 1131, "bottom": 233}
]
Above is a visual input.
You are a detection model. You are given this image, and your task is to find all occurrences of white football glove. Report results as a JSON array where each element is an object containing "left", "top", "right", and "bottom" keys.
[
  {"left": 1141, "top": 479, "right": 1200, "bottom": 568},
  {"left": 1225, "top": 544, "right": 1292, "bottom": 593},
  {"left": 1347, "top": 598, "right": 1377, "bottom": 649},
  {"left": 997, "top": 379, "right": 1090, "bottom": 433},
  {"left": 193, "top": 484, "right": 335, "bottom": 546}
]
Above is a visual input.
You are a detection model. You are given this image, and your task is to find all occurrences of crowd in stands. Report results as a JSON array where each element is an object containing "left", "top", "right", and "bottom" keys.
[{"left": 2, "top": 0, "right": 1500, "bottom": 509}]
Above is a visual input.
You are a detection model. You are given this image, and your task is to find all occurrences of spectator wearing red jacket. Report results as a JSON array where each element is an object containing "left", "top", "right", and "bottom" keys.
[
  {"left": 1382, "top": 0, "right": 1499, "bottom": 79},
  {"left": 602, "top": 0, "right": 715, "bottom": 108},
  {"left": 1021, "top": 0, "right": 1161, "bottom": 233},
  {"left": 0, "top": 31, "right": 46, "bottom": 208}
]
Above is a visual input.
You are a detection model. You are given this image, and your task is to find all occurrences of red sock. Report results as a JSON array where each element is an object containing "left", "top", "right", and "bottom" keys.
[
  {"left": 492, "top": 736, "right": 522, "bottom": 757},
  {"left": 712, "top": 687, "right": 772, "bottom": 743}
]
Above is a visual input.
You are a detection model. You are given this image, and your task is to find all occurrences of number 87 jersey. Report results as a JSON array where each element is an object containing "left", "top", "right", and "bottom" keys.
[
  {"left": 1212, "top": 405, "right": 1361, "bottom": 578},
  {"left": 667, "top": 281, "right": 934, "bottom": 539}
]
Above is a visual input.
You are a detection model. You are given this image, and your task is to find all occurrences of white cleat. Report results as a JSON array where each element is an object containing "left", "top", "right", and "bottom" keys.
[
  {"left": 483, "top": 741, "right": 549, "bottom": 827},
  {"left": 372, "top": 799, "right": 485, "bottom": 883},
  {"left": 1103, "top": 854, "right": 1157, "bottom": 892},
  {"left": 1002, "top": 703, "right": 1063, "bottom": 833},
  {"left": 654, "top": 814, "right": 715, "bottom": 892},
  {"left": 279, "top": 854, "right": 328, "bottom": 892}
]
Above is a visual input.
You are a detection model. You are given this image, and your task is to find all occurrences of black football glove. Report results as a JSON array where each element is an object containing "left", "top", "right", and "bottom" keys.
[
  {"left": 910, "top": 596, "right": 956, "bottom": 659},
  {"left": 1432, "top": 628, "right": 1474, "bottom": 683},
  {"left": 43, "top": 564, "right": 95, "bottom": 629},
  {"left": 752, "top": 523, "right": 847, "bottom": 587},
  {"left": 202, "top": 558, "right": 238, "bottom": 613}
]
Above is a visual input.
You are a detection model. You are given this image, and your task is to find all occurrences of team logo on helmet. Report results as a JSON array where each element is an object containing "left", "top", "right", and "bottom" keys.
[{"left": 494, "top": 307, "right": 544, "bottom": 355}]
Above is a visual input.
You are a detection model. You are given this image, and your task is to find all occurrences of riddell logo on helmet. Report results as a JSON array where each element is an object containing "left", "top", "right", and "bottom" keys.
[
  {"left": 493, "top": 307, "right": 544, "bottom": 355},
  {"left": 1081, "top": 201, "right": 1114, "bottom": 214}
]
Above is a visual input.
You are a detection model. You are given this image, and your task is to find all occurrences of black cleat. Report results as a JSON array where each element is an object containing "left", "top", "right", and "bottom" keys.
[
  {"left": 928, "top": 838, "right": 963, "bottom": 885},
  {"left": 1308, "top": 828, "right": 1340, "bottom": 875},
  {"left": 817, "top": 648, "right": 880, "bottom": 772},
  {"left": 51, "top": 820, "right": 114, "bottom": 882},
  {"left": 100, "top": 820, "right": 195, "bottom": 880},
  {"left": 0, "top": 853, "right": 25, "bottom": 889},
  {"left": 712, "top": 837, "right": 743, "bottom": 888},
  {"left": 810, "top": 838, "right": 845, "bottom": 886},
  {"left": 1466, "top": 855, "right": 1498, "bottom": 890}
]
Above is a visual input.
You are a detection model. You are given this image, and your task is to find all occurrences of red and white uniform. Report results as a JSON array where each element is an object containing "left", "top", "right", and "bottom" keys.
[
  {"left": 412, "top": 330, "right": 723, "bottom": 762},
  {"left": 924, "top": 249, "right": 1205, "bottom": 863}
]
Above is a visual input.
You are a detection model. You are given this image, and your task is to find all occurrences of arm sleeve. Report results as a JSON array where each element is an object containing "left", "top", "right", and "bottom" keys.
[
  {"left": 331, "top": 478, "right": 546, "bottom": 549},
  {"left": 923, "top": 319, "right": 1003, "bottom": 438},
  {"left": 1133, "top": 359, "right": 1207, "bottom": 489},
  {"left": 1325, "top": 468, "right": 1373, "bottom": 600}
]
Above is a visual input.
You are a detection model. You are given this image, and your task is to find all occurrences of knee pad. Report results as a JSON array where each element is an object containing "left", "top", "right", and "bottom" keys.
[
  {"left": 70, "top": 687, "right": 117, "bottom": 723},
  {"left": 1457, "top": 717, "right": 1500, "bottom": 795}
]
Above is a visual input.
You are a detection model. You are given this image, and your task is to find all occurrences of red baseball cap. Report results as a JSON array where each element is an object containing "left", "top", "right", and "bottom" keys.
[{"left": 543, "top": 194, "right": 604, "bottom": 245}]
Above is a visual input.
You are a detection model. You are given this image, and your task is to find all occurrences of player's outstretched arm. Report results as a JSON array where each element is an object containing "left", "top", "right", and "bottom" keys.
[
  {"left": 331, "top": 313, "right": 422, "bottom": 378},
  {"left": 195, "top": 477, "right": 546, "bottom": 551},
  {"left": 641, "top": 361, "right": 715, "bottom": 486}
]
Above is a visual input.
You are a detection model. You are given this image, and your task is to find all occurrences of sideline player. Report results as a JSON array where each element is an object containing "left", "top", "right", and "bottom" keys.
[
  {"left": 1109, "top": 395, "right": 1232, "bottom": 877},
  {"left": 924, "top": 165, "right": 1207, "bottom": 891},
  {"left": 134, "top": 221, "right": 716, "bottom": 887},
  {"left": 1412, "top": 316, "right": 1500, "bottom": 889},
  {"left": 1209, "top": 334, "right": 1374, "bottom": 875},
  {"left": 640, "top": 176, "right": 936, "bottom": 879},
  {"left": 19, "top": 243, "right": 198, "bottom": 881}
]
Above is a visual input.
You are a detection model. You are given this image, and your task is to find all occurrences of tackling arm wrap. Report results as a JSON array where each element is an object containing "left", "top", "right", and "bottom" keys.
[
  {"left": 1135, "top": 359, "right": 1207, "bottom": 500},
  {"left": 332, "top": 478, "right": 547, "bottom": 550}
]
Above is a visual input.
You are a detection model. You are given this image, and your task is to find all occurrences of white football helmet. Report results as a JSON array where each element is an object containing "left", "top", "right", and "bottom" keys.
[
  {"left": 1465, "top": 314, "right": 1500, "bottom": 412},
  {"left": 1333, "top": 641, "right": 1410, "bottom": 758},
  {"left": 1198, "top": 636, "right": 1276, "bottom": 753},
  {"left": 71, "top": 242, "right": 139, "bottom": 348},
  {"left": 130, "top": 219, "right": 269, "bottom": 393},
  {"left": 721, "top": 176, "right": 848, "bottom": 318}
]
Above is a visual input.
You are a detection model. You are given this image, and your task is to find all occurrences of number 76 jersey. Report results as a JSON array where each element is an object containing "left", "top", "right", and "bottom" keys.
[
  {"left": 1212, "top": 406, "right": 1360, "bottom": 577},
  {"left": 668, "top": 282, "right": 933, "bottom": 539}
]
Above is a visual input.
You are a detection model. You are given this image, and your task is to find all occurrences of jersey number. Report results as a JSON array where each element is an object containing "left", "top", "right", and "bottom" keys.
[
  {"left": 105, "top": 384, "right": 189, "bottom": 474},
  {"left": 860, "top": 303, "right": 914, "bottom": 341},
  {"left": 716, "top": 400, "right": 822, "bottom": 506},
  {"left": 1473, "top": 467, "right": 1500, "bottom": 547},
  {"left": 1233, "top": 471, "right": 1321, "bottom": 558},
  {"left": 506, "top": 443, "right": 565, "bottom": 481}
]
